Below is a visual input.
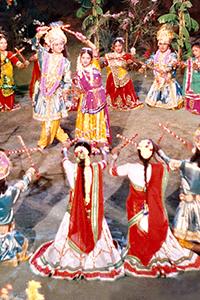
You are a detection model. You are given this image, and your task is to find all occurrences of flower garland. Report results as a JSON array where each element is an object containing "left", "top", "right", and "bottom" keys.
[{"left": 40, "top": 52, "right": 65, "bottom": 97}]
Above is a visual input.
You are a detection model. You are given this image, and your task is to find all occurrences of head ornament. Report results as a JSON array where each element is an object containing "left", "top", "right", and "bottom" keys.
[
  {"left": 157, "top": 24, "right": 174, "bottom": 44},
  {"left": 45, "top": 22, "right": 67, "bottom": 46}
]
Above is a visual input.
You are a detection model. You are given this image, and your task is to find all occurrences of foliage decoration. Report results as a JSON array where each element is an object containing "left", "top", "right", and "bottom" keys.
[
  {"left": 158, "top": 0, "right": 199, "bottom": 59},
  {"left": 96, "top": 0, "right": 160, "bottom": 53}
]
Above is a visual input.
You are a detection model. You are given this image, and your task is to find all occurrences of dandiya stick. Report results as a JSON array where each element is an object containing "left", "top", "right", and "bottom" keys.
[
  {"left": 67, "top": 128, "right": 97, "bottom": 148},
  {"left": 116, "top": 133, "right": 138, "bottom": 151},
  {"left": 17, "top": 135, "right": 40, "bottom": 178},
  {"left": 9, "top": 47, "right": 25, "bottom": 60},
  {"left": 158, "top": 123, "right": 193, "bottom": 150},
  {"left": 5, "top": 146, "right": 39, "bottom": 156},
  {"left": 14, "top": 47, "right": 27, "bottom": 64}
]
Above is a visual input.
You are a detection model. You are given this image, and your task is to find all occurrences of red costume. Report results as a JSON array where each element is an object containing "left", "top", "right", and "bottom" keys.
[
  {"left": 110, "top": 160, "right": 200, "bottom": 277},
  {"left": 126, "top": 163, "right": 168, "bottom": 266},
  {"left": 104, "top": 53, "right": 143, "bottom": 110}
]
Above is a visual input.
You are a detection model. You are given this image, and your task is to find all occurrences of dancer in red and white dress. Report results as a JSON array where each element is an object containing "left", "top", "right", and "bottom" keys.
[
  {"left": 109, "top": 139, "right": 200, "bottom": 278},
  {"left": 30, "top": 141, "right": 124, "bottom": 281}
]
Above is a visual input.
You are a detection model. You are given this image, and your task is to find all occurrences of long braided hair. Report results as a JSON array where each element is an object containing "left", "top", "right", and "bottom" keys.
[
  {"left": 74, "top": 141, "right": 91, "bottom": 198},
  {"left": 137, "top": 140, "right": 155, "bottom": 200}
]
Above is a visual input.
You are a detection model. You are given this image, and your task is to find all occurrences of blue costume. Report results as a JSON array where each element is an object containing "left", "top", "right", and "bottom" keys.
[
  {"left": 145, "top": 50, "right": 183, "bottom": 109},
  {"left": 0, "top": 153, "right": 35, "bottom": 264},
  {"left": 158, "top": 148, "right": 200, "bottom": 243}
]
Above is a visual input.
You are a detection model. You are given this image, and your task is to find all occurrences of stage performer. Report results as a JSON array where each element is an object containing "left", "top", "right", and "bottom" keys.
[
  {"left": 102, "top": 37, "right": 143, "bottom": 110},
  {"left": 32, "top": 24, "right": 71, "bottom": 150},
  {"left": 142, "top": 25, "right": 183, "bottom": 109},
  {"left": 182, "top": 41, "right": 200, "bottom": 115},
  {"left": 0, "top": 33, "right": 29, "bottom": 112},
  {"left": 0, "top": 151, "right": 36, "bottom": 266},
  {"left": 157, "top": 126, "right": 200, "bottom": 254},
  {"left": 30, "top": 141, "right": 124, "bottom": 280},
  {"left": 109, "top": 139, "right": 200, "bottom": 277},
  {"left": 72, "top": 32, "right": 111, "bottom": 146}
]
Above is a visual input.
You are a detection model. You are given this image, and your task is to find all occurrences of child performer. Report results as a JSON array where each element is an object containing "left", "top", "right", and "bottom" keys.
[
  {"left": 141, "top": 25, "right": 183, "bottom": 109},
  {"left": 109, "top": 139, "right": 200, "bottom": 277},
  {"left": 32, "top": 24, "right": 71, "bottom": 150},
  {"left": 30, "top": 141, "right": 124, "bottom": 280},
  {"left": 72, "top": 32, "right": 111, "bottom": 147},
  {"left": 182, "top": 41, "right": 200, "bottom": 115},
  {"left": 158, "top": 126, "right": 200, "bottom": 254},
  {"left": 102, "top": 37, "right": 143, "bottom": 111},
  {"left": 0, "top": 33, "right": 29, "bottom": 112},
  {"left": 0, "top": 151, "right": 36, "bottom": 265}
]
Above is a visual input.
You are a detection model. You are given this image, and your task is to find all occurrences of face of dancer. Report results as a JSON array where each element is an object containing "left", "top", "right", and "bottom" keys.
[
  {"left": 0, "top": 37, "right": 7, "bottom": 52},
  {"left": 51, "top": 40, "right": 64, "bottom": 54},
  {"left": 80, "top": 52, "right": 92, "bottom": 68},
  {"left": 158, "top": 41, "right": 169, "bottom": 53},
  {"left": 192, "top": 46, "right": 200, "bottom": 59},
  {"left": 113, "top": 41, "right": 124, "bottom": 54},
  {"left": 137, "top": 139, "right": 154, "bottom": 160}
]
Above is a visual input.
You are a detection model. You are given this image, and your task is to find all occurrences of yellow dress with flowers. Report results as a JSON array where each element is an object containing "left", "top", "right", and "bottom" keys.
[{"left": 74, "top": 60, "right": 111, "bottom": 144}]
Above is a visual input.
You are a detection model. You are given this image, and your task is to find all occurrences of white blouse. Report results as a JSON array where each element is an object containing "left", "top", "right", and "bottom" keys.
[{"left": 111, "top": 162, "right": 152, "bottom": 188}]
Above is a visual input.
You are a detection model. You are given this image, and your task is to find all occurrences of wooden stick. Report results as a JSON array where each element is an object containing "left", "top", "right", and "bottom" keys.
[
  {"left": 5, "top": 146, "right": 39, "bottom": 156},
  {"left": 9, "top": 47, "right": 25, "bottom": 60},
  {"left": 116, "top": 133, "right": 138, "bottom": 151},
  {"left": 17, "top": 135, "right": 40, "bottom": 178},
  {"left": 158, "top": 123, "right": 193, "bottom": 150},
  {"left": 14, "top": 47, "right": 26, "bottom": 64}
]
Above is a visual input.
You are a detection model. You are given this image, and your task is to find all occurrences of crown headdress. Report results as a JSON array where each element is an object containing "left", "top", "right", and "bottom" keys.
[{"left": 157, "top": 24, "right": 174, "bottom": 44}]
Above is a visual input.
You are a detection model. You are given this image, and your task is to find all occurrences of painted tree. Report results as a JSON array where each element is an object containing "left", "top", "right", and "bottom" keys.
[{"left": 158, "top": 0, "right": 199, "bottom": 60}]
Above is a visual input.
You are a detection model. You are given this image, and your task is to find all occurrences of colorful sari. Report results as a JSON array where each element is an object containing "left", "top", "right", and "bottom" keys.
[
  {"left": 29, "top": 161, "right": 124, "bottom": 280},
  {"left": 110, "top": 162, "right": 200, "bottom": 277},
  {"left": 105, "top": 52, "right": 143, "bottom": 110},
  {"left": 183, "top": 57, "right": 200, "bottom": 115},
  {"left": 0, "top": 51, "right": 19, "bottom": 111},
  {"left": 75, "top": 64, "right": 111, "bottom": 144}
]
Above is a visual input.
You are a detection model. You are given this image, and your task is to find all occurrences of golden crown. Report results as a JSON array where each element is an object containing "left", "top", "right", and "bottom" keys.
[{"left": 157, "top": 24, "right": 174, "bottom": 44}]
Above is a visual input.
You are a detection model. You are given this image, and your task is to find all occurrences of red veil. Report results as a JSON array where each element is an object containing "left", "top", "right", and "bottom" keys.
[{"left": 68, "top": 163, "right": 104, "bottom": 254}]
